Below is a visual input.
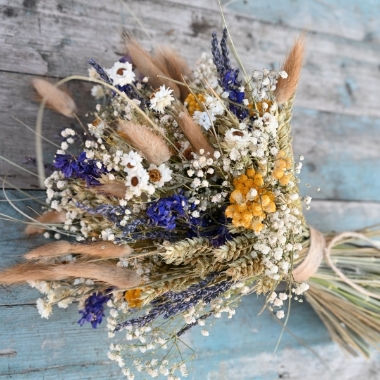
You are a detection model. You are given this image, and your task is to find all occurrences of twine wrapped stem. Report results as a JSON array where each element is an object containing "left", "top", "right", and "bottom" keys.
[{"left": 294, "top": 227, "right": 380, "bottom": 301}]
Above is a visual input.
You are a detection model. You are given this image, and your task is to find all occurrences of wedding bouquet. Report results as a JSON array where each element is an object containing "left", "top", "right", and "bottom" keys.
[{"left": 1, "top": 25, "right": 380, "bottom": 379}]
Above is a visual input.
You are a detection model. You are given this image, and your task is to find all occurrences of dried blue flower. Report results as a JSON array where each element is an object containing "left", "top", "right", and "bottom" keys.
[
  {"left": 78, "top": 291, "right": 111, "bottom": 328},
  {"left": 53, "top": 154, "right": 79, "bottom": 178},
  {"left": 53, "top": 152, "right": 106, "bottom": 186},
  {"left": 146, "top": 193, "right": 188, "bottom": 230}
]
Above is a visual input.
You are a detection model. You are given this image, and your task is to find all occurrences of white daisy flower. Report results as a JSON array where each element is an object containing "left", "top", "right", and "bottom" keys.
[
  {"left": 224, "top": 128, "right": 252, "bottom": 148},
  {"left": 121, "top": 151, "right": 143, "bottom": 170},
  {"left": 149, "top": 85, "right": 174, "bottom": 113},
  {"left": 125, "top": 167, "right": 154, "bottom": 199},
  {"left": 108, "top": 61, "right": 135, "bottom": 86},
  {"left": 148, "top": 164, "right": 172, "bottom": 187}
]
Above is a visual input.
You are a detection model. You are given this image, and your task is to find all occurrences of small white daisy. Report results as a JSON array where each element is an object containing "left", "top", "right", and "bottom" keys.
[
  {"left": 108, "top": 61, "right": 135, "bottom": 86},
  {"left": 149, "top": 85, "right": 174, "bottom": 113}
]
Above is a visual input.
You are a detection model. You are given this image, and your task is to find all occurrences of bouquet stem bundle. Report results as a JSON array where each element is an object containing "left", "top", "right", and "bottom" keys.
[{"left": 294, "top": 226, "right": 380, "bottom": 357}]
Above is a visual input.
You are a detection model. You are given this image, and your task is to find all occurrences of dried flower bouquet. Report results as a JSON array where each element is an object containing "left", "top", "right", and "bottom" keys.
[{"left": 1, "top": 25, "right": 380, "bottom": 379}]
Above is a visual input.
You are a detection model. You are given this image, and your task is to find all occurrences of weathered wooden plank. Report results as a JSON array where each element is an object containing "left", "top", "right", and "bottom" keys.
[
  {"left": 185, "top": 0, "right": 380, "bottom": 42},
  {"left": 0, "top": 72, "right": 94, "bottom": 189},
  {"left": 0, "top": 0, "right": 380, "bottom": 117},
  {"left": 292, "top": 108, "right": 380, "bottom": 203},
  {"left": 2, "top": 85, "right": 380, "bottom": 202},
  {"left": 1, "top": 292, "right": 379, "bottom": 379},
  {"left": 0, "top": 363, "right": 122, "bottom": 380},
  {"left": 0, "top": 291, "right": 330, "bottom": 378}
]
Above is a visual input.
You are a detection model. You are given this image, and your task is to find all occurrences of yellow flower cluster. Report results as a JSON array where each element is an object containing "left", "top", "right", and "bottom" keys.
[
  {"left": 225, "top": 168, "right": 276, "bottom": 233},
  {"left": 184, "top": 93, "right": 206, "bottom": 115},
  {"left": 272, "top": 150, "right": 292, "bottom": 186},
  {"left": 248, "top": 100, "right": 273, "bottom": 117},
  {"left": 124, "top": 288, "right": 143, "bottom": 308}
]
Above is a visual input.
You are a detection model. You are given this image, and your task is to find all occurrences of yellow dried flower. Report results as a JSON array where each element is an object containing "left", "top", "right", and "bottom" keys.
[
  {"left": 273, "top": 150, "right": 292, "bottom": 185},
  {"left": 124, "top": 288, "right": 143, "bottom": 308},
  {"left": 184, "top": 93, "right": 206, "bottom": 115},
  {"left": 225, "top": 169, "right": 276, "bottom": 233}
]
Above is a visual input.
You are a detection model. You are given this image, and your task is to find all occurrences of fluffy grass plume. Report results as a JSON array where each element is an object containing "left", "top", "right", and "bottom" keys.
[
  {"left": 25, "top": 210, "right": 66, "bottom": 235},
  {"left": 154, "top": 46, "right": 192, "bottom": 100},
  {"left": 0, "top": 262, "right": 141, "bottom": 289},
  {"left": 32, "top": 78, "right": 77, "bottom": 117},
  {"left": 274, "top": 34, "right": 305, "bottom": 104},
  {"left": 24, "top": 241, "right": 133, "bottom": 260},
  {"left": 118, "top": 120, "right": 172, "bottom": 165},
  {"left": 176, "top": 109, "right": 215, "bottom": 155},
  {"left": 125, "top": 37, "right": 181, "bottom": 98}
]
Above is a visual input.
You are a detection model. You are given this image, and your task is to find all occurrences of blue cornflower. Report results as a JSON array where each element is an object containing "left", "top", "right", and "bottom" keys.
[
  {"left": 146, "top": 193, "right": 188, "bottom": 230},
  {"left": 78, "top": 292, "right": 111, "bottom": 328}
]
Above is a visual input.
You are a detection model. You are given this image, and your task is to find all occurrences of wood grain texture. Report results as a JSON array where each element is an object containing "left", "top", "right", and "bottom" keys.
[
  {"left": 1, "top": 0, "right": 380, "bottom": 379},
  {"left": 0, "top": 0, "right": 380, "bottom": 191}
]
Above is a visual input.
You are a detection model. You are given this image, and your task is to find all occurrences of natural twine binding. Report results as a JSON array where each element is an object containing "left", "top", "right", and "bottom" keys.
[
  {"left": 324, "top": 232, "right": 380, "bottom": 300},
  {"left": 294, "top": 227, "right": 380, "bottom": 301},
  {"left": 293, "top": 227, "right": 325, "bottom": 282}
]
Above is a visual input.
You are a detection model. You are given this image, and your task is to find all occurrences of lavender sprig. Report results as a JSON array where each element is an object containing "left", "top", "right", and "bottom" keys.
[
  {"left": 88, "top": 59, "right": 112, "bottom": 84},
  {"left": 220, "top": 28, "right": 231, "bottom": 72},
  {"left": 114, "top": 274, "right": 232, "bottom": 332}
]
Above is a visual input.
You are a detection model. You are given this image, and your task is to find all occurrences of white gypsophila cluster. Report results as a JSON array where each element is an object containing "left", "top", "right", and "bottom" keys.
[
  {"left": 192, "top": 95, "right": 224, "bottom": 130},
  {"left": 30, "top": 278, "right": 98, "bottom": 318},
  {"left": 183, "top": 149, "right": 228, "bottom": 216},
  {"left": 250, "top": 68, "right": 287, "bottom": 101},
  {"left": 193, "top": 52, "right": 221, "bottom": 91},
  {"left": 104, "top": 284, "right": 242, "bottom": 380}
]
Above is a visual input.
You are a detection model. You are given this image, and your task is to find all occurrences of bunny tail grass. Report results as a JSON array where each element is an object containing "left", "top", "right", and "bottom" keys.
[
  {"left": 25, "top": 210, "right": 66, "bottom": 235},
  {"left": 91, "top": 183, "right": 128, "bottom": 199},
  {"left": 0, "top": 262, "right": 141, "bottom": 289},
  {"left": 274, "top": 34, "right": 305, "bottom": 105},
  {"left": 118, "top": 120, "right": 172, "bottom": 165},
  {"left": 32, "top": 78, "right": 77, "bottom": 117},
  {"left": 24, "top": 241, "right": 133, "bottom": 260},
  {"left": 125, "top": 38, "right": 181, "bottom": 98},
  {"left": 154, "top": 46, "right": 192, "bottom": 100},
  {"left": 175, "top": 109, "right": 215, "bottom": 155}
]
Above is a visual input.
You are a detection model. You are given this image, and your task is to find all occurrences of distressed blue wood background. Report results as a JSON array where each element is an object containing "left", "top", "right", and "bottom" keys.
[{"left": 1, "top": 0, "right": 380, "bottom": 378}]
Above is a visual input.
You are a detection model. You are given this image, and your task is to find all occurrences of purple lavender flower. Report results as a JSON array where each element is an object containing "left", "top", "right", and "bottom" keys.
[
  {"left": 114, "top": 273, "right": 233, "bottom": 332},
  {"left": 78, "top": 292, "right": 111, "bottom": 328},
  {"left": 88, "top": 59, "right": 112, "bottom": 84},
  {"left": 211, "top": 29, "right": 248, "bottom": 121}
]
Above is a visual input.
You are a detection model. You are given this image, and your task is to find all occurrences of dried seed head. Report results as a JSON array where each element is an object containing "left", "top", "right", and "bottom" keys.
[
  {"left": 148, "top": 169, "right": 162, "bottom": 182},
  {"left": 32, "top": 78, "right": 77, "bottom": 117}
]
